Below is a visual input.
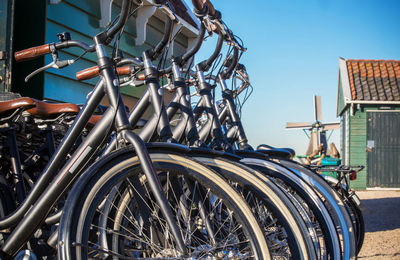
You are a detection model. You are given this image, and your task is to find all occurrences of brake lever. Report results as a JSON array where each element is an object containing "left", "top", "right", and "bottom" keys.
[
  {"left": 24, "top": 46, "right": 75, "bottom": 82},
  {"left": 237, "top": 70, "right": 250, "bottom": 83},
  {"left": 119, "top": 76, "right": 145, "bottom": 88},
  {"left": 202, "top": 17, "right": 213, "bottom": 35},
  {"left": 160, "top": 76, "right": 176, "bottom": 93},
  {"left": 25, "top": 59, "right": 74, "bottom": 82},
  {"left": 211, "top": 19, "right": 227, "bottom": 36}
]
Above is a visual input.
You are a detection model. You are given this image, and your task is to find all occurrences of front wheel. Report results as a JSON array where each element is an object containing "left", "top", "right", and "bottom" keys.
[{"left": 58, "top": 147, "right": 269, "bottom": 259}]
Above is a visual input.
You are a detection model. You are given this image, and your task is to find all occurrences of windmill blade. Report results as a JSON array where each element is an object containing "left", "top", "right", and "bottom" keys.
[
  {"left": 286, "top": 122, "right": 313, "bottom": 129},
  {"left": 322, "top": 122, "right": 340, "bottom": 131},
  {"left": 306, "top": 131, "right": 319, "bottom": 155},
  {"left": 314, "top": 95, "right": 322, "bottom": 121}
]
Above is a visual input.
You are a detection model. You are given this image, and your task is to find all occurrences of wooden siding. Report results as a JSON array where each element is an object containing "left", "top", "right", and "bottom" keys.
[
  {"left": 44, "top": 0, "right": 189, "bottom": 103},
  {"left": 348, "top": 109, "right": 367, "bottom": 189}
]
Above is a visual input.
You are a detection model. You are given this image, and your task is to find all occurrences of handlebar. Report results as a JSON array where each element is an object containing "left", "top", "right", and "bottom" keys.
[
  {"left": 15, "top": 40, "right": 95, "bottom": 63},
  {"left": 191, "top": 0, "right": 206, "bottom": 12},
  {"left": 76, "top": 66, "right": 132, "bottom": 81},
  {"left": 221, "top": 47, "right": 238, "bottom": 79},
  {"left": 104, "top": 0, "right": 132, "bottom": 44},
  {"left": 148, "top": 17, "right": 173, "bottom": 60},
  {"left": 77, "top": 57, "right": 146, "bottom": 81},
  {"left": 205, "top": 1, "right": 216, "bottom": 18},
  {"left": 55, "top": 40, "right": 94, "bottom": 52},
  {"left": 198, "top": 31, "right": 224, "bottom": 71},
  {"left": 192, "top": 0, "right": 216, "bottom": 17},
  {"left": 157, "top": 23, "right": 206, "bottom": 73},
  {"left": 179, "top": 23, "right": 206, "bottom": 66}
]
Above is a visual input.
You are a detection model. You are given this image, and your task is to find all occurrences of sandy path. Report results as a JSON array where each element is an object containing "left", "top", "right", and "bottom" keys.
[{"left": 356, "top": 190, "right": 400, "bottom": 259}]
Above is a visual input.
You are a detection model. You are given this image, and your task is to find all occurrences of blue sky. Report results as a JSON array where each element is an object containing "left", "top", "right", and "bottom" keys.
[{"left": 189, "top": 0, "right": 400, "bottom": 154}]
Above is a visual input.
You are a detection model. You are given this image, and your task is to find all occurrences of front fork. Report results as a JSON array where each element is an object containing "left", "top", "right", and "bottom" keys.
[{"left": 96, "top": 43, "right": 187, "bottom": 254}]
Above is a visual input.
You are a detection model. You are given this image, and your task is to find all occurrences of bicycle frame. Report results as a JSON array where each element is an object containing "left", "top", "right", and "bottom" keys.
[
  {"left": 0, "top": 125, "right": 26, "bottom": 204},
  {"left": 101, "top": 22, "right": 207, "bottom": 154},
  {"left": 216, "top": 74, "right": 252, "bottom": 149}
]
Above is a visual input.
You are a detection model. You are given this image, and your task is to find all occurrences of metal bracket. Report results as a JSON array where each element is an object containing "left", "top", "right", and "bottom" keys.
[
  {"left": 99, "top": 0, "right": 114, "bottom": 28},
  {"left": 135, "top": 5, "right": 157, "bottom": 45}
]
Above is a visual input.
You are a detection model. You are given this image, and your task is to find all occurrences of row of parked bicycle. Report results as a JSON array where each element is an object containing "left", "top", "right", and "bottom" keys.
[{"left": 0, "top": 0, "right": 364, "bottom": 259}]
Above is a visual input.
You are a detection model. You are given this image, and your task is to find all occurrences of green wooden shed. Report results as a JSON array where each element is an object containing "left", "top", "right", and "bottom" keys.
[
  {"left": 2, "top": 0, "right": 198, "bottom": 108},
  {"left": 337, "top": 58, "right": 400, "bottom": 189}
]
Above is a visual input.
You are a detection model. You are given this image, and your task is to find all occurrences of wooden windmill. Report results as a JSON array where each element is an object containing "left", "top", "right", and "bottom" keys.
[{"left": 286, "top": 96, "right": 340, "bottom": 156}]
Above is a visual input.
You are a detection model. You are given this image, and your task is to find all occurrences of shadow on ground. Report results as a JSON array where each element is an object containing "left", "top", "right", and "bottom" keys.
[
  {"left": 361, "top": 197, "right": 400, "bottom": 232},
  {"left": 358, "top": 252, "right": 400, "bottom": 259}
]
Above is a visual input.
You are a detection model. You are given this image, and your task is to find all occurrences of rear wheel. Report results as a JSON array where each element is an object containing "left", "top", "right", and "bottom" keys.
[
  {"left": 350, "top": 198, "right": 365, "bottom": 254},
  {"left": 192, "top": 154, "right": 317, "bottom": 260},
  {"left": 332, "top": 185, "right": 365, "bottom": 255},
  {"left": 241, "top": 157, "right": 343, "bottom": 260},
  {"left": 58, "top": 148, "right": 269, "bottom": 259},
  {"left": 274, "top": 158, "right": 357, "bottom": 260}
]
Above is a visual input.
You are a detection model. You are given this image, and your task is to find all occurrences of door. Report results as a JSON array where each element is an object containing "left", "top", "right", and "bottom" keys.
[{"left": 367, "top": 111, "right": 400, "bottom": 188}]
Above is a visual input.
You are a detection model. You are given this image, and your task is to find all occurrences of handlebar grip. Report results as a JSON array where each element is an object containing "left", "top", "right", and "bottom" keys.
[
  {"left": 192, "top": 0, "right": 206, "bottom": 11},
  {"left": 76, "top": 66, "right": 132, "bottom": 80},
  {"left": 76, "top": 66, "right": 99, "bottom": 81},
  {"left": 116, "top": 66, "right": 131, "bottom": 76},
  {"left": 136, "top": 73, "right": 170, "bottom": 81},
  {"left": 14, "top": 44, "right": 51, "bottom": 62},
  {"left": 205, "top": 0, "right": 216, "bottom": 17}
]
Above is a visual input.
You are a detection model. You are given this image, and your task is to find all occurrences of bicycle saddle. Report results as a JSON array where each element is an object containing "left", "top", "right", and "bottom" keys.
[
  {"left": 257, "top": 144, "right": 295, "bottom": 159},
  {"left": 27, "top": 99, "right": 80, "bottom": 118},
  {"left": 0, "top": 97, "right": 36, "bottom": 118}
]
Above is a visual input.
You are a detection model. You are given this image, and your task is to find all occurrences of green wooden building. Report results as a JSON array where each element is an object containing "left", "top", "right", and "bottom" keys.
[
  {"left": 1, "top": 0, "right": 198, "bottom": 107},
  {"left": 337, "top": 58, "right": 400, "bottom": 189}
]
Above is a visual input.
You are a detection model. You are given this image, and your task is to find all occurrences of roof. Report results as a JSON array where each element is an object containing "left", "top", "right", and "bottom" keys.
[
  {"left": 170, "top": 0, "right": 199, "bottom": 29},
  {"left": 346, "top": 59, "right": 400, "bottom": 101}
]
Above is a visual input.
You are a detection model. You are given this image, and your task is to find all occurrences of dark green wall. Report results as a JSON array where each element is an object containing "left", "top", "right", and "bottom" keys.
[{"left": 344, "top": 105, "right": 400, "bottom": 189}]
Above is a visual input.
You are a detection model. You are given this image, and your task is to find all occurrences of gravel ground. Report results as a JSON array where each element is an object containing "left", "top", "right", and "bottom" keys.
[{"left": 356, "top": 190, "right": 400, "bottom": 259}]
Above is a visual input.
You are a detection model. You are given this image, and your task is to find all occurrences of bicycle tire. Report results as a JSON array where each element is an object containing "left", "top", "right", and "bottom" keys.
[
  {"left": 343, "top": 194, "right": 365, "bottom": 255},
  {"left": 271, "top": 178, "right": 334, "bottom": 260},
  {"left": 325, "top": 178, "right": 365, "bottom": 255},
  {"left": 240, "top": 157, "right": 341, "bottom": 260},
  {"left": 191, "top": 154, "right": 317, "bottom": 260},
  {"left": 58, "top": 147, "right": 269, "bottom": 259},
  {"left": 271, "top": 158, "right": 357, "bottom": 260}
]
